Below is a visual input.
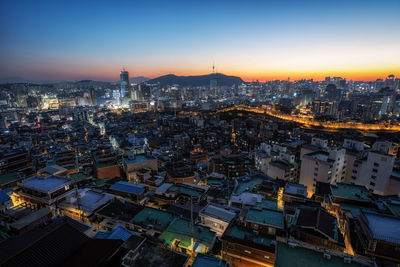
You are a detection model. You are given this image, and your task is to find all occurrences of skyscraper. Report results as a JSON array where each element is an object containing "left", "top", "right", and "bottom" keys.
[
  {"left": 120, "top": 67, "right": 130, "bottom": 98},
  {"left": 88, "top": 88, "right": 96, "bottom": 106}
]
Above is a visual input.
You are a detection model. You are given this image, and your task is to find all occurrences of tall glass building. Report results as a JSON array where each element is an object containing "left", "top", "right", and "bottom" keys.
[{"left": 120, "top": 68, "right": 130, "bottom": 98}]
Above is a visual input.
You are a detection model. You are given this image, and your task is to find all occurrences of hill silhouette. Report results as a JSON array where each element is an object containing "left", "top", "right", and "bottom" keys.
[{"left": 148, "top": 73, "right": 243, "bottom": 86}]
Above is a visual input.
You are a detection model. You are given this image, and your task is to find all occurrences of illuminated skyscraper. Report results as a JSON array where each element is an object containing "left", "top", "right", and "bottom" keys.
[{"left": 120, "top": 67, "right": 130, "bottom": 98}]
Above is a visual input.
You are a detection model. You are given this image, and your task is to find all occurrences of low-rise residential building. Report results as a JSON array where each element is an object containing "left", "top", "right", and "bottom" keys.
[
  {"left": 15, "top": 175, "right": 75, "bottom": 209},
  {"left": 198, "top": 204, "right": 236, "bottom": 236},
  {"left": 221, "top": 223, "right": 276, "bottom": 267}
]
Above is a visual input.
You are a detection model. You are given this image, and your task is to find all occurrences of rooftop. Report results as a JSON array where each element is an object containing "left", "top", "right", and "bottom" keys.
[
  {"left": 306, "top": 151, "right": 333, "bottom": 162},
  {"left": 110, "top": 181, "right": 147, "bottom": 195},
  {"left": 331, "top": 183, "right": 371, "bottom": 202},
  {"left": 234, "top": 174, "right": 266, "bottom": 195},
  {"left": 363, "top": 211, "right": 400, "bottom": 244},
  {"left": 223, "top": 224, "right": 273, "bottom": 248},
  {"left": 284, "top": 183, "right": 307, "bottom": 197},
  {"left": 10, "top": 208, "right": 52, "bottom": 231},
  {"left": 339, "top": 203, "right": 376, "bottom": 217},
  {"left": 275, "top": 242, "right": 372, "bottom": 267},
  {"left": 159, "top": 218, "right": 215, "bottom": 250},
  {"left": 0, "top": 172, "right": 21, "bottom": 187},
  {"left": 124, "top": 154, "right": 155, "bottom": 165},
  {"left": 93, "top": 225, "right": 132, "bottom": 241},
  {"left": 62, "top": 189, "right": 115, "bottom": 214},
  {"left": 200, "top": 204, "right": 236, "bottom": 223},
  {"left": 20, "top": 175, "right": 71, "bottom": 192},
  {"left": 130, "top": 207, "right": 175, "bottom": 231},
  {"left": 192, "top": 254, "right": 227, "bottom": 267},
  {"left": 168, "top": 184, "right": 202, "bottom": 197},
  {"left": 245, "top": 208, "right": 284, "bottom": 229},
  {"left": 230, "top": 192, "right": 263, "bottom": 206}
]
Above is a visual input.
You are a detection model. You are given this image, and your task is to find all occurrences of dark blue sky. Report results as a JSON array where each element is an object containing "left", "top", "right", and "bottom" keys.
[{"left": 0, "top": 0, "right": 399, "bottom": 81}]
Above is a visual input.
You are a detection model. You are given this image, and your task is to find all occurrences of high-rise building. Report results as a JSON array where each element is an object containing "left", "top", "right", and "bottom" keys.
[
  {"left": 88, "top": 88, "right": 96, "bottom": 106},
  {"left": 120, "top": 68, "right": 130, "bottom": 98}
]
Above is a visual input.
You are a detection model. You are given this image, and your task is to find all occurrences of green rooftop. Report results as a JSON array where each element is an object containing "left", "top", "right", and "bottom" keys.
[
  {"left": 258, "top": 199, "right": 278, "bottom": 211},
  {"left": 159, "top": 218, "right": 215, "bottom": 250},
  {"left": 275, "top": 242, "right": 370, "bottom": 267},
  {"left": 339, "top": 203, "right": 376, "bottom": 217},
  {"left": 0, "top": 172, "right": 21, "bottom": 187},
  {"left": 168, "top": 185, "right": 201, "bottom": 197},
  {"left": 224, "top": 225, "right": 273, "bottom": 247},
  {"left": 331, "top": 183, "right": 371, "bottom": 201},
  {"left": 246, "top": 208, "right": 284, "bottom": 229},
  {"left": 92, "top": 178, "right": 110, "bottom": 187},
  {"left": 124, "top": 154, "right": 155, "bottom": 165},
  {"left": 69, "top": 172, "right": 90, "bottom": 181},
  {"left": 131, "top": 207, "right": 175, "bottom": 231}
]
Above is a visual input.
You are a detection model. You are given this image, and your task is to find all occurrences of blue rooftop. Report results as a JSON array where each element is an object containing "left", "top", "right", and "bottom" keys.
[
  {"left": 0, "top": 189, "right": 11, "bottom": 203},
  {"left": 110, "top": 181, "right": 146, "bottom": 195},
  {"left": 192, "top": 254, "right": 226, "bottom": 267},
  {"left": 20, "top": 175, "right": 71, "bottom": 192},
  {"left": 93, "top": 225, "right": 132, "bottom": 241}
]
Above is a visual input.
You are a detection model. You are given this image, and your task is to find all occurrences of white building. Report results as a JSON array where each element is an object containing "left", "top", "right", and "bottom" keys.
[
  {"left": 299, "top": 148, "right": 346, "bottom": 195},
  {"left": 351, "top": 150, "right": 398, "bottom": 195},
  {"left": 198, "top": 204, "right": 236, "bottom": 236}
]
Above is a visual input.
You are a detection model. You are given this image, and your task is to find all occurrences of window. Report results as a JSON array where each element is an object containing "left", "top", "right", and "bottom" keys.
[
  {"left": 373, "top": 162, "right": 379, "bottom": 167},
  {"left": 315, "top": 167, "right": 318, "bottom": 171},
  {"left": 213, "top": 222, "right": 218, "bottom": 227},
  {"left": 314, "top": 173, "right": 317, "bottom": 176},
  {"left": 244, "top": 250, "right": 252, "bottom": 254},
  {"left": 370, "top": 182, "right": 375, "bottom": 186},
  {"left": 264, "top": 255, "right": 270, "bottom": 259},
  {"left": 268, "top": 227, "right": 276, "bottom": 235},
  {"left": 372, "top": 169, "right": 378, "bottom": 173},
  {"left": 371, "top": 175, "right": 376, "bottom": 180}
]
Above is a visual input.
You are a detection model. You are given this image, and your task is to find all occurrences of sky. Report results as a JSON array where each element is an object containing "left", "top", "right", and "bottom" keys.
[{"left": 0, "top": 0, "right": 399, "bottom": 82}]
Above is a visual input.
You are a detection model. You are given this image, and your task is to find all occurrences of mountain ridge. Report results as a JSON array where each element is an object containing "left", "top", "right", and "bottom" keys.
[{"left": 147, "top": 73, "right": 243, "bottom": 86}]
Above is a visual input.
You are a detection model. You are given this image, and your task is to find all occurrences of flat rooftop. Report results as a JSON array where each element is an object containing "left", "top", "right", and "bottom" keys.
[
  {"left": 224, "top": 224, "right": 272, "bottom": 248},
  {"left": 306, "top": 151, "right": 333, "bottom": 162},
  {"left": 63, "top": 189, "right": 115, "bottom": 213},
  {"left": 234, "top": 174, "right": 266, "bottom": 195},
  {"left": 159, "top": 218, "right": 215, "bottom": 250},
  {"left": 331, "top": 183, "right": 370, "bottom": 201},
  {"left": 20, "top": 175, "right": 71, "bottom": 192},
  {"left": 284, "top": 183, "right": 307, "bottom": 197},
  {"left": 200, "top": 204, "right": 236, "bottom": 222},
  {"left": 130, "top": 207, "right": 174, "bottom": 231},
  {"left": 275, "top": 242, "right": 372, "bottom": 267},
  {"left": 245, "top": 208, "right": 284, "bottom": 229},
  {"left": 110, "top": 181, "right": 146, "bottom": 195},
  {"left": 124, "top": 154, "right": 155, "bottom": 164},
  {"left": 168, "top": 185, "right": 201, "bottom": 197}
]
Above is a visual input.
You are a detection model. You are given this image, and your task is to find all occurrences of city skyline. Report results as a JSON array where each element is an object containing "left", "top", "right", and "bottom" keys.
[{"left": 1, "top": 0, "right": 399, "bottom": 82}]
